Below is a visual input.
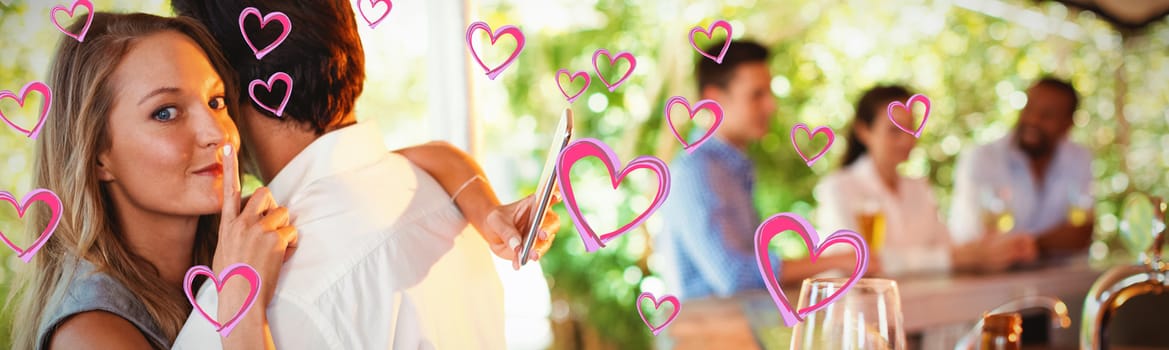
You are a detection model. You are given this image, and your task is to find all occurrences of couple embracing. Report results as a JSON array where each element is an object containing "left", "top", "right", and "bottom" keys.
[{"left": 8, "top": 1, "right": 554, "bottom": 349}]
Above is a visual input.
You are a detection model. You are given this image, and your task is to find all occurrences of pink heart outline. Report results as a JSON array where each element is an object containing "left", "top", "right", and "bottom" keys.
[
  {"left": 0, "top": 81, "right": 53, "bottom": 139},
  {"left": 49, "top": 0, "right": 94, "bottom": 42},
  {"left": 664, "top": 96, "right": 724, "bottom": 154},
  {"left": 636, "top": 292, "right": 681, "bottom": 336},
  {"left": 885, "top": 94, "right": 931, "bottom": 138},
  {"left": 248, "top": 72, "right": 294, "bottom": 117},
  {"left": 183, "top": 263, "right": 262, "bottom": 337},
  {"left": 689, "top": 20, "right": 733, "bottom": 64},
  {"left": 0, "top": 189, "right": 62, "bottom": 263},
  {"left": 238, "top": 7, "right": 293, "bottom": 61},
  {"left": 789, "top": 123, "right": 836, "bottom": 167},
  {"left": 465, "top": 21, "right": 526, "bottom": 80},
  {"left": 556, "top": 138, "right": 671, "bottom": 253},
  {"left": 555, "top": 69, "right": 590, "bottom": 104},
  {"left": 591, "top": 49, "right": 637, "bottom": 92},
  {"left": 357, "top": 0, "right": 392, "bottom": 29},
  {"left": 753, "top": 213, "right": 869, "bottom": 327}
]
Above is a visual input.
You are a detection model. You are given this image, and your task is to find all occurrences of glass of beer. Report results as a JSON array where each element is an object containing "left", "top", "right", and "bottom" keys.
[
  {"left": 856, "top": 199, "right": 885, "bottom": 252},
  {"left": 1066, "top": 183, "right": 1093, "bottom": 227},
  {"left": 980, "top": 186, "right": 1014, "bottom": 235}
]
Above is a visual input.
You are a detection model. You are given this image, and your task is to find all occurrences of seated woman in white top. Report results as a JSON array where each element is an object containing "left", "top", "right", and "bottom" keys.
[{"left": 815, "top": 85, "right": 1035, "bottom": 277}]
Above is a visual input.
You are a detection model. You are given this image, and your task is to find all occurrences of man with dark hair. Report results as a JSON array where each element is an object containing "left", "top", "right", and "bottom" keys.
[
  {"left": 950, "top": 76, "right": 1093, "bottom": 258},
  {"left": 657, "top": 40, "right": 856, "bottom": 301},
  {"left": 170, "top": 0, "right": 555, "bottom": 348}
]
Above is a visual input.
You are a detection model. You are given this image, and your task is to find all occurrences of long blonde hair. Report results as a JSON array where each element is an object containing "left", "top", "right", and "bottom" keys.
[{"left": 6, "top": 13, "right": 237, "bottom": 349}]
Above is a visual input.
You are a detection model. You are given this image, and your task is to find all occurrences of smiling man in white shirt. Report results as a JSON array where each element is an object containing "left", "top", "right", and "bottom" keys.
[
  {"left": 169, "top": 0, "right": 558, "bottom": 349},
  {"left": 949, "top": 77, "right": 1094, "bottom": 259}
]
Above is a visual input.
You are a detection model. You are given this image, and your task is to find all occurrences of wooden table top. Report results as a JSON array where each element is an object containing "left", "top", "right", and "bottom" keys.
[{"left": 668, "top": 256, "right": 1105, "bottom": 349}]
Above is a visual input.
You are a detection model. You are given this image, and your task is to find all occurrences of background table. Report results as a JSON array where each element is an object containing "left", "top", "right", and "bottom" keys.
[{"left": 667, "top": 257, "right": 1102, "bottom": 349}]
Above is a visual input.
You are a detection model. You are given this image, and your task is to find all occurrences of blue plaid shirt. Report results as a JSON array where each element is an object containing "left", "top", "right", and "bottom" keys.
[{"left": 657, "top": 137, "right": 781, "bottom": 301}]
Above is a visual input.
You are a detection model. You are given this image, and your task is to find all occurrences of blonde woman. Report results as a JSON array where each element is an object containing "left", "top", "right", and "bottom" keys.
[{"left": 8, "top": 13, "right": 295, "bottom": 350}]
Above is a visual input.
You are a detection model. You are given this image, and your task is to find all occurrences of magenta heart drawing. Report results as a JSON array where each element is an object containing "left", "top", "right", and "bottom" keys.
[
  {"left": 637, "top": 292, "right": 681, "bottom": 336},
  {"left": 357, "top": 0, "right": 392, "bottom": 29},
  {"left": 184, "top": 263, "right": 262, "bottom": 337},
  {"left": 556, "top": 69, "right": 591, "bottom": 104},
  {"left": 790, "top": 123, "right": 836, "bottom": 167},
  {"left": 591, "top": 49, "right": 637, "bottom": 92},
  {"left": 49, "top": 0, "right": 94, "bottom": 42},
  {"left": 753, "top": 212, "right": 869, "bottom": 327},
  {"left": 665, "top": 96, "right": 724, "bottom": 154},
  {"left": 556, "top": 138, "right": 670, "bottom": 253},
  {"left": 249, "top": 72, "right": 293, "bottom": 117},
  {"left": 238, "top": 7, "right": 292, "bottom": 60},
  {"left": 0, "top": 81, "right": 52, "bottom": 139},
  {"left": 0, "top": 189, "right": 63, "bottom": 263},
  {"left": 689, "top": 20, "right": 733, "bottom": 64},
  {"left": 466, "top": 21, "right": 526, "bottom": 80},
  {"left": 886, "top": 94, "right": 931, "bottom": 138}
]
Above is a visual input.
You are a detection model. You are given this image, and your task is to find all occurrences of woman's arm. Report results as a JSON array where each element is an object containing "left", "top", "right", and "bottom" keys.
[
  {"left": 394, "top": 141, "right": 499, "bottom": 232},
  {"left": 48, "top": 311, "right": 155, "bottom": 350},
  {"left": 394, "top": 141, "right": 560, "bottom": 268}
]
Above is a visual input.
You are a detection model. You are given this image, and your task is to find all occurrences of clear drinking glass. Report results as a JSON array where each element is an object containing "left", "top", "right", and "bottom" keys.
[
  {"left": 980, "top": 185, "right": 1015, "bottom": 235},
  {"left": 1065, "top": 182, "right": 1094, "bottom": 227},
  {"left": 855, "top": 196, "right": 886, "bottom": 252},
  {"left": 790, "top": 278, "right": 907, "bottom": 350}
]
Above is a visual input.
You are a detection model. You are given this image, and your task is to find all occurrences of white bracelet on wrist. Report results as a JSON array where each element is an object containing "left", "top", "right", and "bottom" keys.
[{"left": 451, "top": 175, "right": 485, "bottom": 203}]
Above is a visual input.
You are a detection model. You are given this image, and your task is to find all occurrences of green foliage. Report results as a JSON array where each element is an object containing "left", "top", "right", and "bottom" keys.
[{"left": 478, "top": 0, "right": 1169, "bottom": 348}]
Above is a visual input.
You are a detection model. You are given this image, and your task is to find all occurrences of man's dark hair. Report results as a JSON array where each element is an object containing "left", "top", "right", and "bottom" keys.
[
  {"left": 695, "top": 40, "right": 769, "bottom": 93},
  {"left": 172, "top": 0, "right": 365, "bottom": 135},
  {"left": 1035, "top": 76, "right": 1079, "bottom": 117}
]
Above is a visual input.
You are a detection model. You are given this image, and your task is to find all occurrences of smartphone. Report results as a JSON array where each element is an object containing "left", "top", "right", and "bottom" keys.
[{"left": 519, "top": 108, "right": 574, "bottom": 266}]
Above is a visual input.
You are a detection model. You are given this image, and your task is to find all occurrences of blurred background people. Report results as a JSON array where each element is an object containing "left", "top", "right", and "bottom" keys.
[
  {"left": 816, "top": 85, "right": 1036, "bottom": 277},
  {"left": 658, "top": 40, "right": 858, "bottom": 301},
  {"left": 949, "top": 77, "right": 1094, "bottom": 261}
]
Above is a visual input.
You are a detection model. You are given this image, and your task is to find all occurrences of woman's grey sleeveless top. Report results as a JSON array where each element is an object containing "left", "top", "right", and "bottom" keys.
[{"left": 35, "top": 259, "right": 170, "bottom": 350}]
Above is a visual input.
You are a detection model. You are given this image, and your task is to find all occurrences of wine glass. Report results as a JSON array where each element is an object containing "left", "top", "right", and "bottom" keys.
[{"left": 790, "top": 278, "right": 906, "bottom": 350}]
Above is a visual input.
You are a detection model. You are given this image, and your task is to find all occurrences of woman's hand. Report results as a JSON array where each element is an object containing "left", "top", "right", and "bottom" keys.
[
  {"left": 213, "top": 144, "right": 297, "bottom": 349},
  {"left": 482, "top": 192, "right": 562, "bottom": 270}
]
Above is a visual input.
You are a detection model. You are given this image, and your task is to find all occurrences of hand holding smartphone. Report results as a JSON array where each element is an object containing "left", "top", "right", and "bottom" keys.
[{"left": 518, "top": 108, "right": 574, "bottom": 266}]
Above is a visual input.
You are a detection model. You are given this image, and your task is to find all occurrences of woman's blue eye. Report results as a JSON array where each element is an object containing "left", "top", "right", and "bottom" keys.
[
  {"left": 210, "top": 96, "right": 227, "bottom": 110},
  {"left": 152, "top": 106, "right": 178, "bottom": 121}
]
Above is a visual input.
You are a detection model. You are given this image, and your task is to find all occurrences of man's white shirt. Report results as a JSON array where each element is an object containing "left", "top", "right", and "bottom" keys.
[{"left": 173, "top": 121, "right": 505, "bottom": 349}]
